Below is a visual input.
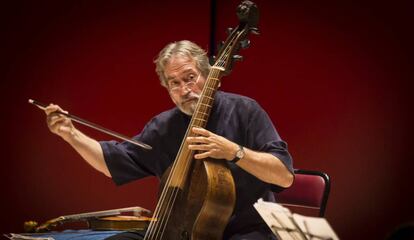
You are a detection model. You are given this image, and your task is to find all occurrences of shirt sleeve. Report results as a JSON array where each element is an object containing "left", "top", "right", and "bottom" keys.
[
  {"left": 99, "top": 118, "right": 168, "bottom": 185},
  {"left": 245, "top": 100, "right": 294, "bottom": 189}
]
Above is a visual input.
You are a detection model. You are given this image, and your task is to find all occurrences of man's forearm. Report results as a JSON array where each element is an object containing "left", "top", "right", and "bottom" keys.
[
  {"left": 236, "top": 148, "right": 293, "bottom": 187},
  {"left": 64, "top": 128, "right": 111, "bottom": 177}
]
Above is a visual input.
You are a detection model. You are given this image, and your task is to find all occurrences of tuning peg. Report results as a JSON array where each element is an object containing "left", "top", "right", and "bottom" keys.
[
  {"left": 209, "top": 55, "right": 216, "bottom": 65},
  {"left": 226, "top": 28, "right": 233, "bottom": 35},
  {"left": 250, "top": 27, "right": 260, "bottom": 35},
  {"left": 240, "top": 39, "right": 250, "bottom": 49},
  {"left": 233, "top": 55, "right": 243, "bottom": 61}
]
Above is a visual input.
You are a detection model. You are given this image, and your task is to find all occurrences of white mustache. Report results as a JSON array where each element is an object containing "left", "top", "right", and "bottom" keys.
[{"left": 182, "top": 92, "right": 200, "bottom": 103}]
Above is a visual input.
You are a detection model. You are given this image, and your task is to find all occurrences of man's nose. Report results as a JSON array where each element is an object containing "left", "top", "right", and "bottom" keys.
[{"left": 179, "top": 84, "right": 192, "bottom": 95}]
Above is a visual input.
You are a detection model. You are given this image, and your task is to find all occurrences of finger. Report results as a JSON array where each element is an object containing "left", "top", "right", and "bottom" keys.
[
  {"left": 57, "top": 125, "right": 73, "bottom": 134},
  {"left": 48, "top": 111, "right": 70, "bottom": 124},
  {"left": 194, "top": 151, "right": 212, "bottom": 159},
  {"left": 45, "top": 104, "right": 59, "bottom": 115},
  {"left": 191, "top": 127, "right": 211, "bottom": 137},
  {"left": 186, "top": 136, "right": 209, "bottom": 144},
  {"left": 45, "top": 104, "right": 69, "bottom": 115},
  {"left": 49, "top": 119, "right": 73, "bottom": 135},
  {"left": 188, "top": 144, "right": 212, "bottom": 151},
  {"left": 49, "top": 115, "right": 67, "bottom": 126},
  {"left": 48, "top": 120, "right": 64, "bottom": 133}
]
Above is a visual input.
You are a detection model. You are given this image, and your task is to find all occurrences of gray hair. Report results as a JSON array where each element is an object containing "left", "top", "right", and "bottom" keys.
[{"left": 154, "top": 40, "right": 211, "bottom": 87}]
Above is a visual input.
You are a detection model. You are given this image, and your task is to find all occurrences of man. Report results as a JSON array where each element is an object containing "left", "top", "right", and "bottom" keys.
[{"left": 45, "top": 40, "right": 294, "bottom": 240}]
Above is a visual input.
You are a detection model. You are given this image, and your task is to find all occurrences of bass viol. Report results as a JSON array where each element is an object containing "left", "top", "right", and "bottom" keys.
[{"left": 144, "top": 1, "right": 259, "bottom": 239}]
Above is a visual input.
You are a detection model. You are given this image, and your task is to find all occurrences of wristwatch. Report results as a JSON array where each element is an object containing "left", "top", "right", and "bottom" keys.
[{"left": 231, "top": 145, "right": 245, "bottom": 163}]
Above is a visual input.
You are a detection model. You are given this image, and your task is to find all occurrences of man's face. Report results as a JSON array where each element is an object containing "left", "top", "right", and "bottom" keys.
[{"left": 164, "top": 55, "right": 206, "bottom": 115}]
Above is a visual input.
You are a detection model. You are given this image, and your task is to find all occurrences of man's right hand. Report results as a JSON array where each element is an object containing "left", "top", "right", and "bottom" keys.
[{"left": 44, "top": 104, "right": 76, "bottom": 141}]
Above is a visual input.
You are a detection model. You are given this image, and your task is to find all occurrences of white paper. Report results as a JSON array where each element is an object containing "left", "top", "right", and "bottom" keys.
[{"left": 254, "top": 199, "right": 339, "bottom": 240}]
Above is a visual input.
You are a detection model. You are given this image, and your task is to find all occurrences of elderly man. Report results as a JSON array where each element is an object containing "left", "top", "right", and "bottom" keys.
[{"left": 45, "top": 40, "right": 293, "bottom": 240}]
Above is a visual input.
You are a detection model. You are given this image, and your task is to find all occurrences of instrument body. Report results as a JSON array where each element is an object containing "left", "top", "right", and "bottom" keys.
[
  {"left": 159, "top": 159, "right": 235, "bottom": 240},
  {"left": 24, "top": 206, "right": 152, "bottom": 232},
  {"left": 88, "top": 216, "right": 152, "bottom": 231},
  {"left": 145, "top": 1, "right": 259, "bottom": 239}
]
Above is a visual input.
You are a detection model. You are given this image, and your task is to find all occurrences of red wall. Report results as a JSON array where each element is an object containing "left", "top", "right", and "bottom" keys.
[
  {"left": 1, "top": 0, "right": 210, "bottom": 235},
  {"left": 2, "top": 1, "right": 413, "bottom": 239},
  {"left": 215, "top": 1, "right": 413, "bottom": 239}
]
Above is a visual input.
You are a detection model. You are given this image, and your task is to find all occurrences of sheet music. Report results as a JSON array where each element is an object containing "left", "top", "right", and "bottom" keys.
[
  {"left": 293, "top": 214, "right": 339, "bottom": 240},
  {"left": 254, "top": 199, "right": 339, "bottom": 240}
]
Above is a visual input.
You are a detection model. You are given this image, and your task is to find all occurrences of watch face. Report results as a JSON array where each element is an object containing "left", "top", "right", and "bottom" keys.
[{"left": 236, "top": 148, "right": 244, "bottom": 159}]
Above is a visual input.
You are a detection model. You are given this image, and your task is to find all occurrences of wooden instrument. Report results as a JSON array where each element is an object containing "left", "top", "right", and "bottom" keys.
[
  {"left": 144, "top": 1, "right": 259, "bottom": 239},
  {"left": 88, "top": 216, "right": 153, "bottom": 231},
  {"left": 24, "top": 206, "right": 152, "bottom": 232}
]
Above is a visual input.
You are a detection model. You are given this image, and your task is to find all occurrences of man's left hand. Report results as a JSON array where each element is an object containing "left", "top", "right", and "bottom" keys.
[{"left": 186, "top": 127, "right": 238, "bottom": 161}]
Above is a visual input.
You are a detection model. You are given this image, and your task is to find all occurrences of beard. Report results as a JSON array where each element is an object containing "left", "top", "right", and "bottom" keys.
[{"left": 177, "top": 92, "right": 200, "bottom": 116}]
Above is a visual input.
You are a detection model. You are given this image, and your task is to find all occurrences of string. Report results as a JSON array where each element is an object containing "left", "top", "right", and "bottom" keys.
[
  {"left": 157, "top": 71, "right": 220, "bottom": 240},
  {"left": 144, "top": 29, "right": 244, "bottom": 240},
  {"left": 145, "top": 44, "right": 234, "bottom": 240},
  {"left": 145, "top": 68, "right": 222, "bottom": 240},
  {"left": 145, "top": 31, "right": 241, "bottom": 240},
  {"left": 145, "top": 71, "right": 221, "bottom": 239}
]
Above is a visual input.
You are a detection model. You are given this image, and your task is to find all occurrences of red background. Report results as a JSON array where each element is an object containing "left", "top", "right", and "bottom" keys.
[{"left": 1, "top": 1, "right": 412, "bottom": 239}]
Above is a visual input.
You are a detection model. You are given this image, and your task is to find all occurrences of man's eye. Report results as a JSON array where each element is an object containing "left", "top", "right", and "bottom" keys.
[
  {"left": 169, "top": 81, "right": 180, "bottom": 88},
  {"left": 187, "top": 74, "right": 195, "bottom": 81}
]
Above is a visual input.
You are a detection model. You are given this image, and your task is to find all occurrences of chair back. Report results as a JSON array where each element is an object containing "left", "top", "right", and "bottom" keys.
[{"left": 275, "top": 169, "right": 330, "bottom": 217}]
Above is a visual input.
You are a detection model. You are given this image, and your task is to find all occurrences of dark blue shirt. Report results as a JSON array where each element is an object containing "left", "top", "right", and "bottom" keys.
[{"left": 100, "top": 91, "right": 293, "bottom": 238}]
